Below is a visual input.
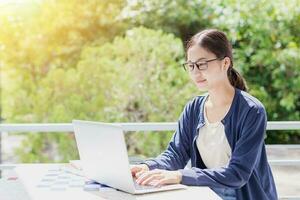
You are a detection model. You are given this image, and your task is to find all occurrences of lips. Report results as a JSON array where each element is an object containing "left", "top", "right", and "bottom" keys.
[{"left": 196, "top": 79, "right": 206, "bottom": 83}]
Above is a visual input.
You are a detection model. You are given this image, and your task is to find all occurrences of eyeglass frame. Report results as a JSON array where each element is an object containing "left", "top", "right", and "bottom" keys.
[{"left": 182, "top": 57, "right": 225, "bottom": 71}]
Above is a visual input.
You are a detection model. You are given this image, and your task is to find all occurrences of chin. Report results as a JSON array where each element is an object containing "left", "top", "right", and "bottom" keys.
[
  {"left": 193, "top": 81, "right": 208, "bottom": 91},
  {"left": 197, "top": 86, "right": 208, "bottom": 92},
  {"left": 194, "top": 84, "right": 208, "bottom": 91}
]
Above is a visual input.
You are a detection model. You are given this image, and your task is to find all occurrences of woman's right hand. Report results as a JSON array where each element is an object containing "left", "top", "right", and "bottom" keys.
[{"left": 130, "top": 164, "right": 149, "bottom": 178}]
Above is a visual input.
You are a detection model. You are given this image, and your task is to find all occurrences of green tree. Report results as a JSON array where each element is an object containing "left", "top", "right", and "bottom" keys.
[
  {"left": 209, "top": 0, "right": 300, "bottom": 143},
  {"left": 122, "top": 0, "right": 300, "bottom": 144},
  {"left": 76, "top": 27, "right": 199, "bottom": 157},
  {"left": 121, "top": 0, "right": 212, "bottom": 42},
  {"left": 0, "top": 0, "right": 127, "bottom": 162},
  {"left": 1, "top": 0, "right": 299, "bottom": 163}
]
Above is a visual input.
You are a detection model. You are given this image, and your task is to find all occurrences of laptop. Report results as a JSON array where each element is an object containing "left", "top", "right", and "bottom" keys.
[{"left": 72, "top": 120, "right": 187, "bottom": 194}]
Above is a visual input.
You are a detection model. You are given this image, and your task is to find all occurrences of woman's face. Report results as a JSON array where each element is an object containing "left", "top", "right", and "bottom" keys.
[{"left": 186, "top": 45, "right": 229, "bottom": 91}]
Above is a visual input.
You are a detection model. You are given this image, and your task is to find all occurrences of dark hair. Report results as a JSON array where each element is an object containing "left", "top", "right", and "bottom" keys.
[{"left": 185, "top": 29, "right": 248, "bottom": 91}]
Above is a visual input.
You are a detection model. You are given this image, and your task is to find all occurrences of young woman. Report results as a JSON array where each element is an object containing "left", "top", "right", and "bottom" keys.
[{"left": 131, "top": 29, "right": 278, "bottom": 200}]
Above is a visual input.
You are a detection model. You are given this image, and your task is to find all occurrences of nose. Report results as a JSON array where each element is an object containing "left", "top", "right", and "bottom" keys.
[
  {"left": 189, "top": 68, "right": 203, "bottom": 76},
  {"left": 189, "top": 70, "right": 205, "bottom": 80}
]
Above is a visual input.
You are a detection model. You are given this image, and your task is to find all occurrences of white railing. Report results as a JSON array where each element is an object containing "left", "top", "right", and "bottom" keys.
[
  {"left": 1, "top": 121, "right": 300, "bottom": 132},
  {"left": 1, "top": 121, "right": 299, "bottom": 199},
  {"left": 0, "top": 121, "right": 300, "bottom": 166}
]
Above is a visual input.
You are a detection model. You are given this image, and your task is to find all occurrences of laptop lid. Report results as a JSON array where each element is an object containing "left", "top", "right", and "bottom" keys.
[{"left": 72, "top": 120, "right": 136, "bottom": 193}]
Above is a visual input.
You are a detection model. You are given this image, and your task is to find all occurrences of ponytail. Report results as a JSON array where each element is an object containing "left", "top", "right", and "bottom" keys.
[{"left": 227, "top": 67, "right": 248, "bottom": 92}]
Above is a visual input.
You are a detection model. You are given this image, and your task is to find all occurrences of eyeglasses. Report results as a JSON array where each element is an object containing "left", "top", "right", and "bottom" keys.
[{"left": 182, "top": 57, "right": 224, "bottom": 72}]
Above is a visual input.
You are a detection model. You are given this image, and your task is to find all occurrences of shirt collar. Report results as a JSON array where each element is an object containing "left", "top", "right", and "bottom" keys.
[{"left": 196, "top": 87, "right": 239, "bottom": 130}]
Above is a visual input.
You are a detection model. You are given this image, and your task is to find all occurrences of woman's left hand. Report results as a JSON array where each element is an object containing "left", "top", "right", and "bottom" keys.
[{"left": 135, "top": 169, "right": 182, "bottom": 187}]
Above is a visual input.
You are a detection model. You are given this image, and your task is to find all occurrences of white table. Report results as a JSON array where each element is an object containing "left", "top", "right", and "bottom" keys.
[{"left": 0, "top": 164, "right": 221, "bottom": 200}]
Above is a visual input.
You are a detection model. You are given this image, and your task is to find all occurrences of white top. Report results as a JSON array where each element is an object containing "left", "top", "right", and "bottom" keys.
[{"left": 196, "top": 105, "right": 232, "bottom": 169}]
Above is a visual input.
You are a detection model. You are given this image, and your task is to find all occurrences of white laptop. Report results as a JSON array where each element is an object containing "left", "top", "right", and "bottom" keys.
[{"left": 72, "top": 120, "right": 187, "bottom": 194}]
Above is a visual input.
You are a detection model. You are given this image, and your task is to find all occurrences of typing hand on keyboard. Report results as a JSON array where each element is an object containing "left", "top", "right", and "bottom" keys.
[
  {"left": 130, "top": 164, "right": 149, "bottom": 178},
  {"left": 133, "top": 178, "right": 160, "bottom": 190},
  {"left": 134, "top": 169, "right": 182, "bottom": 187}
]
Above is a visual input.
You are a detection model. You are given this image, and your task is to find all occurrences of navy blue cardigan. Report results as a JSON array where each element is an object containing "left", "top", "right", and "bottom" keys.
[{"left": 144, "top": 88, "right": 278, "bottom": 200}]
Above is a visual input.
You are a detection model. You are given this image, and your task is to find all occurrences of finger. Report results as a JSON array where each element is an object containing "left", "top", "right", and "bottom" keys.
[
  {"left": 136, "top": 172, "right": 152, "bottom": 184},
  {"left": 148, "top": 179, "right": 160, "bottom": 186},
  {"left": 131, "top": 165, "right": 149, "bottom": 177},
  {"left": 136, "top": 170, "right": 161, "bottom": 184},
  {"left": 136, "top": 167, "right": 154, "bottom": 178},
  {"left": 135, "top": 170, "right": 146, "bottom": 178},
  {"left": 130, "top": 166, "right": 140, "bottom": 176},
  {"left": 130, "top": 165, "right": 138, "bottom": 171},
  {"left": 131, "top": 165, "right": 145, "bottom": 177},
  {"left": 154, "top": 178, "right": 169, "bottom": 187},
  {"left": 141, "top": 174, "right": 163, "bottom": 185}
]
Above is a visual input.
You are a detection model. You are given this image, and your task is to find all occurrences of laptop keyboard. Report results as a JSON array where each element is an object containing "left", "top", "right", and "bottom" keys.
[{"left": 133, "top": 181, "right": 156, "bottom": 190}]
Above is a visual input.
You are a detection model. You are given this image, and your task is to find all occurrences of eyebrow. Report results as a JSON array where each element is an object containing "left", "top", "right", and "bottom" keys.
[{"left": 188, "top": 57, "right": 206, "bottom": 63}]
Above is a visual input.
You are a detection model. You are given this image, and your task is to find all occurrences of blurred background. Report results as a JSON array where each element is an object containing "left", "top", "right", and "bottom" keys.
[
  {"left": 0, "top": 0, "right": 299, "bottom": 196},
  {"left": 0, "top": 0, "right": 300, "bottom": 196}
]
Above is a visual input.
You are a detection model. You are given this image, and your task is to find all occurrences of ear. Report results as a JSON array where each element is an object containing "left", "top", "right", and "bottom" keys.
[{"left": 222, "top": 57, "right": 231, "bottom": 71}]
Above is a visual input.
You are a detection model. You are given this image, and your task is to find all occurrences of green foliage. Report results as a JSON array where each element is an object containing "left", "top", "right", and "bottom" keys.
[
  {"left": 74, "top": 27, "right": 199, "bottom": 157},
  {"left": 0, "top": 0, "right": 299, "bottom": 162},
  {"left": 123, "top": 0, "right": 300, "bottom": 144},
  {"left": 210, "top": 0, "right": 300, "bottom": 143},
  {"left": 0, "top": 0, "right": 128, "bottom": 162},
  {"left": 121, "top": 0, "right": 212, "bottom": 41}
]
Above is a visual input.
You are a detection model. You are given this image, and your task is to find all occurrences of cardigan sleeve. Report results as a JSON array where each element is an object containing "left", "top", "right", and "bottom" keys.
[
  {"left": 142, "top": 101, "right": 193, "bottom": 170},
  {"left": 178, "top": 105, "right": 267, "bottom": 189}
]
